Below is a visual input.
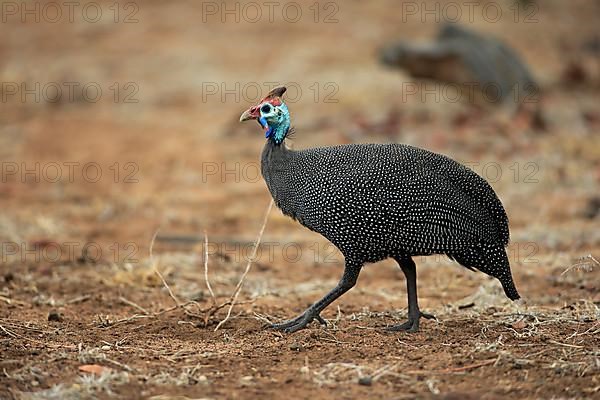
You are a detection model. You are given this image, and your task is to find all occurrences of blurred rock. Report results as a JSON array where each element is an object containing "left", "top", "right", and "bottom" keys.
[
  {"left": 562, "top": 61, "right": 588, "bottom": 85},
  {"left": 47, "top": 310, "right": 62, "bottom": 322},
  {"left": 380, "top": 23, "right": 538, "bottom": 105},
  {"left": 582, "top": 196, "right": 600, "bottom": 219},
  {"left": 358, "top": 376, "right": 373, "bottom": 386},
  {"left": 583, "top": 35, "right": 600, "bottom": 54}
]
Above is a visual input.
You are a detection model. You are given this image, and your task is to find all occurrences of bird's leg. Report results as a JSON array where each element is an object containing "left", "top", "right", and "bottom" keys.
[
  {"left": 387, "top": 257, "right": 434, "bottom": 332},
  {"left": 271, "top": 260, "right": 362, "bottom": 333}
]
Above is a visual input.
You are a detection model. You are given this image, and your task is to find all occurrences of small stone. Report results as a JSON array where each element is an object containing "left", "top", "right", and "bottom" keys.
[
  {"left": 289, "top": 342, "right": 303, "bottom": 351},
  {"left": 512, "top": 318, "right": 527, "bottom": 330},
  {"left": 240, "top": 375, "right": 254, "bottom": 386},
  {"left": 583, "top": 196, "right": 600, "bottom": 219},
  {"left": 101, "top": 345, "right": 111, "bottom": 351},
  {"left": 48, "top": 310, "right": 62, "bottom": 322},
  {"left": 358, "top": 376, "right": 372, "bottom": 386}
]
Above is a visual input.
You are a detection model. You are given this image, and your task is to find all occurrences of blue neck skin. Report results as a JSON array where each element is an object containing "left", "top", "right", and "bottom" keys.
[{"left": 260, "top": 104, "right": 290, "bottom": 145}]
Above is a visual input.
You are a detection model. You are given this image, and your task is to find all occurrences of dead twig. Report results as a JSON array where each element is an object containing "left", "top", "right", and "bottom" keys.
[
  {"left": 319, "top": 331, "right": 351, "bottom": 345},
  {"left": 253, "top": 312, "right": 275, "bottom": 325},
  {"left": 0, "top": 323, "right": 76, "bottom": 349},
  {"left": 118, "top": 297, "right": 149, "bottom": 315},
  {"left": 404, "top": 358, "right": 497, "bottom": 375},
  {"left": 436, "top": 358, "right": 497, "bottom": 374},
  {"left": 0, "top": 324, "right": 17, "bottom": 338},
  {"left": 215, "top": 199, "right": 273, "bottom": 331},
  {"left": 67, "top": 294, "right": 92, "bottom": 304},
  {"left": 150, "top": 228, "right": 180, "bottom": 307},
  {"left": 548, "top": 340, "right": 585, "bottom": 349},
  {"left": 103, "top": 357, "right": 135, "bottom": 372},
  {"left": 147, "top": 228, "right": 222, "bottom": 327},
  {"left": 203, "top": 230, "right": 216, "bottom": 306},
  {"left": 561, "top": 254, "right": 599, "bottom": 275}
]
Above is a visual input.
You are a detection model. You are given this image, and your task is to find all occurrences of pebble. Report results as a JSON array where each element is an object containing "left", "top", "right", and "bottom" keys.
[
  {"left": 47, "top": 310, "right": 62, "bottom": 322},
  {"left": 289, "top": 342, "right": 303, "bottom": 351},
  {"left": 240, "top": 375, "right": 254, "bottom": 387},
  {"left": 358, "top": 376, "right": 373, "bottom": 386}
]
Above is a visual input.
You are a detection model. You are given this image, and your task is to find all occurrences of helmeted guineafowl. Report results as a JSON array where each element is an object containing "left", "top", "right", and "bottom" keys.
[{"left": 239, "top": 87, "right": 520, "bottom": 333}]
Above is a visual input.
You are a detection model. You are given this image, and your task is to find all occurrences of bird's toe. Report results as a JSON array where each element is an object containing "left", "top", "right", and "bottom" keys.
[
  {"left": 385, "top": 318, "right": 420, "bottom": 332},
  {"left": 271, "top": 319, "right": 300, "bottom": 331},
  {"left": 271, "top": 309, "right": 321, "bottom": 333},
  {"left": 420, "top": 311, "right": 436, "bottom": 320},
  {"left": 283, "top": 321, "right": 309, "bottom": 333}
]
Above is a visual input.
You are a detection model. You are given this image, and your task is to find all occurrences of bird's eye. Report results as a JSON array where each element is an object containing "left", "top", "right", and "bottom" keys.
[{"left": 261, "top": 104, "right": 271, "bottom": 113}]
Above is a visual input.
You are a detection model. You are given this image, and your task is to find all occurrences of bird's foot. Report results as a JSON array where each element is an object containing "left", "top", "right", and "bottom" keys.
[
  {"left": 271, "top": 308, "right": 326, "bottom": 333},
  {"left": 385, "top": 311, "right": 436, "bottom": 333}
]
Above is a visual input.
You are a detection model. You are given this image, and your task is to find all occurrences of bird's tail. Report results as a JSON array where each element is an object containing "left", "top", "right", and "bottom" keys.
[
  {"left": 482, "top": 244, "right": 520, "bottom": 300},
  {"left": 450, "top": 244, "right": 520, "bottom": 301}
]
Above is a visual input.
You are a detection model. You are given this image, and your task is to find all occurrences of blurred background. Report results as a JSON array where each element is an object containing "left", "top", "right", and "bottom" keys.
[
  {"left": 1, "top": 0, "right": 598, "bottom": 255},
  {"left": 1, "top": 0, "right": 599, "bottom": 398}
]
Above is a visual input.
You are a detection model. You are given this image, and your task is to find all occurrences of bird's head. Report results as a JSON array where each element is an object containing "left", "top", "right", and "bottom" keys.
[{"left": 239, "top": 86, "right": 290, "bottom": 144}]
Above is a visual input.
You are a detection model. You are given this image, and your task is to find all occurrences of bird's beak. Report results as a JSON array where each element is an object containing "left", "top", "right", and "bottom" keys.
[{"left": 239, "top": 107, "right": 258, "bottom": 122}]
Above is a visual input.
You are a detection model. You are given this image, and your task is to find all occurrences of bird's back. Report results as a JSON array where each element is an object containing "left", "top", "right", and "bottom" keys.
[{"left": 262, "top": 142, "right": 509, "bottom": 260}]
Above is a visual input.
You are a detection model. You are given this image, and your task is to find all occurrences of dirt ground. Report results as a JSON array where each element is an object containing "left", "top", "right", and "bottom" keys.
[{"left": 1, "top": 1, "right": 599, "bottom": 399}]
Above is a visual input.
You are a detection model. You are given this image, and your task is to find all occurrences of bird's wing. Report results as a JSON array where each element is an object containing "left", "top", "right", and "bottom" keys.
[
  {"left": 296, "top": 145, "right": 507, "bottom": 250},
  {"left": 388, "top": 174, "right": 496, "bottom": 252}
]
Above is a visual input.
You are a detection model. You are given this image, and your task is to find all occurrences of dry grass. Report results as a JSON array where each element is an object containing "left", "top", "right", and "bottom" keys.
[{"left": 2, "top": 261, "right": 598, "bottom": 399}]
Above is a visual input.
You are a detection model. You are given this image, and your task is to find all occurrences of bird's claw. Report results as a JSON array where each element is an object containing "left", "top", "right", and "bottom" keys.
[
  {"left": 385, "top": 319, "right": 420, "bottom": 333},
  {"left": 271, "top": 309, "right": 325, "bottom": 333},
  {"left": 385, "top": 311, "right": 436, "bottom": 333}
]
